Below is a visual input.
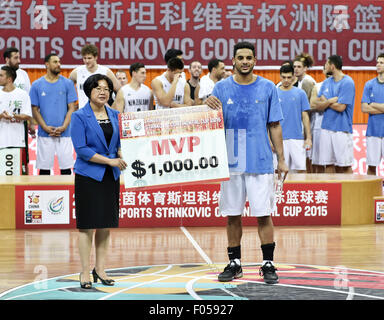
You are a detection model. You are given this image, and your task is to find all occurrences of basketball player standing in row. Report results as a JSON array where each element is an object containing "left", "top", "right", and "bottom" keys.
[
  {"left": 151, "top": 57, "right": 192, "bottom": 109},
  {"left": 2, "top": 47, "right": 34, "bottom": 173},
  {"left": 30, "top": 54, "right": 77, "bottom": 175},
  {"left": 206, "top": 41, "right": 288, "bottom": 284},
  {"left": 0, "top": 66, "right": 32, "bottom": 175},
  {"left": 69, "top": 44, "right": 121, "bottom": 109},
  {"left": 112, "top": 62, "right": 154, "bottom": 113},
  {"left": 312, "top": 55, "right": 355, "bottom": 173},
  {"left": 361, "top": 54, "right": 384, "bottom": 176},
  {"left": 278, "top": 64, "right": 311, "bottom": 173}
]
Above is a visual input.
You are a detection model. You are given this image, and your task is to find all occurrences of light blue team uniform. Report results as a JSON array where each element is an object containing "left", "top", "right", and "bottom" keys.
[
  {"left": 30, "top": 75, "right": 77, "bottom": 137},
  {"left": 212, "top": 76, "right": 283, "bottom": 217},
  {"left": 277, "top": 87, "right": 310, "bottom": 170},
  {"left": 278, "top": 87, "right": 310, "bottom": 140},
  {"left": 361, "top": 78, "right": 384, "bottom": 166},
  {"left": 317, "top": 75, "right": 355, "bottom": 166},
  {"left": 319, "top": 75, "right": 355, "bottom": 134},
  {"left": 30, "top": 75, "right": 78, "bottom": 169}
]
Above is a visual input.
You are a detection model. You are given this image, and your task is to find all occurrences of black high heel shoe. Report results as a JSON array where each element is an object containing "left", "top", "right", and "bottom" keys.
[
  {"left": 79, "top": 272, "right": 92, "bottom": 289},
  {"left": 92, "top": 268, "right": 115, "bottom": 286}
]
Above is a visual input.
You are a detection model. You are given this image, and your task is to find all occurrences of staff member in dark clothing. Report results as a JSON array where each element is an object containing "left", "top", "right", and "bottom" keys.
[{"left": 71, "top": 74, "right": 127, "bottom": 289}]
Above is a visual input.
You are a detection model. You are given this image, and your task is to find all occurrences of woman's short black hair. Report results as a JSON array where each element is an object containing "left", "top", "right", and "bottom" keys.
[{"left": 83, "top": 73, "right": 113, "bottom": 99}]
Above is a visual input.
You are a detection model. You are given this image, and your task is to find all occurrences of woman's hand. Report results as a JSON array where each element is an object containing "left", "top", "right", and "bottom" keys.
[{"left": 108, "top": 158, "right": 127, "bottom": 171}]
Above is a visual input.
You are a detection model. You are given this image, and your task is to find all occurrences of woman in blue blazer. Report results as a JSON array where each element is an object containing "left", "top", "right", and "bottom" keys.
[{"left": 71, "top": 74, "right": 127, "bottom": 289}]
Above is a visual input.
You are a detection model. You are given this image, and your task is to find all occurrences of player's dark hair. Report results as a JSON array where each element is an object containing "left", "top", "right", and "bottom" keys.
[
  {"left": 233, "top": 41, "right": 255, "bottom": 57},
  {"left": 3, "top": 47, "right": 19, "bottom": 60},
  {"left": 44, "top": 53, "right": 58, "bottom": 63},
  {"left": 83, "top": 73, "right": 113, "bottom": 99},
  {"left": 167, "top": 57, "right": 184, "bottom": 71},
  {"left": 377, "top": 53, "right": 384, "bottom": 60},
  {"left": 328, "top": 55, "right": 343, "bottom": 70},
  {"left": 208, "top": 58, "right": 223, "bottom": 72},
  {"left": 129, "top": 62, "right": 145, "bottom": 76},
  {"left": 281, "top": 60, "right": 294, "bottom": 68},
  {"left": 1, "top": 65, "right": 17, "bottom": 82},
  {"left": 164, "top": 49, "right": 183, "bottom": 63},
  {"left": 280, "top": 64, "right": 294, "bottom": 75}
]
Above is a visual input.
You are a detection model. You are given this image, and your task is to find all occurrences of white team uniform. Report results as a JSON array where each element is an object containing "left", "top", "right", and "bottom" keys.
[
  {"left": 311, "top": 82, "right": 324, "bottom": 165},
  {"left": 75, "top": 64, "right": 108, "bottom": 108},
  {"left": 0, "top": 87, "right": 32, "bottom": 148},
  {"left": 154, "top": 72, "right": 186, "bottom": 110},
  {"left": 198, "top": 74, "right": 215, "bottom": 101},
  {"left": 297, "top": 74, "right": 316, "bottom": 89},
  {"left": 121, "top": 84, "right": 151, "bottom": 112}
]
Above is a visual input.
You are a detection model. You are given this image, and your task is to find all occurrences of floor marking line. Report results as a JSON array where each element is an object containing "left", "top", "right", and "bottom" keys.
[
  {"left": 180, "top": 227, "right": 244, "bottom": 300},
  {"left": 100, "top": 266, "right": 215, "bottom": 300},
  {"left": 180, "top": 226, "right": 213, "bottom": 265}
]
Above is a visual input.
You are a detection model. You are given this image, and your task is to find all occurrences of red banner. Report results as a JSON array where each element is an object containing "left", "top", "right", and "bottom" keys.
[
  {"left": 15, "top": 182, "right": 341, "bottom": 229},
  {"left": 1, "top": 0, "right": 383, "bottom": 67}
]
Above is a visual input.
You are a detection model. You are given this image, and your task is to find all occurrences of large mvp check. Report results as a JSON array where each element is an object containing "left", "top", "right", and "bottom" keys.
[{"left": 119, "top": 105, "right": 229, "bottom": 189}]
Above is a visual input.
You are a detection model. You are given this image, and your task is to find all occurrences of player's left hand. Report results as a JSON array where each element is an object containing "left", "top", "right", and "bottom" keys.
[{"left": 205, "top": 96, "right": 222, "bottom": 110}]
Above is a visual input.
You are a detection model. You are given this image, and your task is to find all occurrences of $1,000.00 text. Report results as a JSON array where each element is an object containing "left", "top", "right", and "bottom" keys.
[{"left": 131, "top": 156, "right": 219, "bottom": 179}]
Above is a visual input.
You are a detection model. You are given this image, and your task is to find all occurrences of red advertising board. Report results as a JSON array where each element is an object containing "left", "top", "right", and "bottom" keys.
[
  {"left": 15, "top": 182, "right": 341, "bottom": 229},
  {"left": 353, "top": 124, "right": 384, "bottom": 176},
  {"left": 1, "top": 0, "right": 384, "bottom": 67}
]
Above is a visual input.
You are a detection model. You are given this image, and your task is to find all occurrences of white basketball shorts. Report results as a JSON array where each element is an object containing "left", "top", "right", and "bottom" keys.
[
  {"left": 36, "top": 136, "right": 74, "bottom": 170},
  {"left": 219, "top": 173, "right": 275, "bottom": 217},
  {"left": 283, "top": 139, "right": 307, "bottom": 171},
  {"left": 311, "top": 128, "right": 322, "bottom": 165},
  {"left": 318, "top": 129, "right": 353, "bottom": 167},
  {"left": 366, "top": 136, "right": 384, "bottom": 167}
]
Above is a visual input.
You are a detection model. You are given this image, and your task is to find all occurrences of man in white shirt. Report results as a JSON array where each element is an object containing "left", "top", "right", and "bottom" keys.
[
  {"left": 69, "top": 44, "right": 121, "bottom": 109},
  {"left": 2, "top": 47, "right": 34, "bottom": 173},
  {"left": 195, "top": 58, "right": 226, "bottom": 104},
  {"left": 151, "top": 58, "right": 192, "bottom": 109},
  {"left": 0, "top": 66, "right": 32, "bottom": 175},
  {"left": 112, "top": 63, "right": 154, "bottom": 113}
]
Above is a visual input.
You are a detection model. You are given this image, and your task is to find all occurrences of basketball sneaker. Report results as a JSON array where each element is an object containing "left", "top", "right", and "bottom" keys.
[
  {"left": 218, "top": 260, "right": 243, "bottom": 282},
  {"left": 259, "top": 261, "right": 279, "bottom": 284}
]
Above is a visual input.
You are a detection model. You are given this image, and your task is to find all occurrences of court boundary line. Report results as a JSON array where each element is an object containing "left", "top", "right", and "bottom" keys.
[{"left": 2, "top": 262, "right": 384, "bottom": 300}]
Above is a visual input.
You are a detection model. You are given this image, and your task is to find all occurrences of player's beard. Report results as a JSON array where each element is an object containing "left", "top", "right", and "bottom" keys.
[
  {"left": 235, "top": 64, "right": 254, "bottom": 76},
  {"left": 9, "top": 63, "right": 19, "bottom": 71},
  {"left": 50, "top": 67, "right": 61, "bottom": 75}
]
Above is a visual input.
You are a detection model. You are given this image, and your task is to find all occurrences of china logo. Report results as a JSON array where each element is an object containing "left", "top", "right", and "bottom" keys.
[{"left": 28, "top": 193, "right": 40, "bottom": 204}]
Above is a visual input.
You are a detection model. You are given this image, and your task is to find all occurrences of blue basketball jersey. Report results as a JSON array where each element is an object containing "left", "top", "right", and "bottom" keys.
[
  {"left": 277, "top": 86, "right": 310, "bottom": 140},
  {"left": 361, "top": 77, "right": 384, "bottom": 137},
  {"left": 212, "top": 76, "right": 283, "bottom": 174},
  {"left": 318, "top": 75, "right": 355, "bottom": 133},
  {"left": 30, "top": 75, "right": 78, "bottom": 137}
]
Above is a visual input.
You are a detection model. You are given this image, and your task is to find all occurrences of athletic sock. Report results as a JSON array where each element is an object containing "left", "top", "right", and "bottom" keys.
[
  {"left": 60, "top": 169, "right": 72, "bottom": 175},
  {"left": 261, "top": 242, "right": 275, "bottom": 263},
  {"left": 39, "top": 169, "right": 50, "bottom": 175},
  {"left": 227, "top": 245, "right": 241, "bottom": 265}
]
